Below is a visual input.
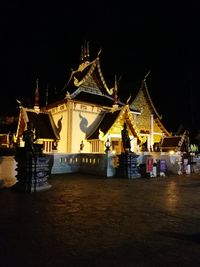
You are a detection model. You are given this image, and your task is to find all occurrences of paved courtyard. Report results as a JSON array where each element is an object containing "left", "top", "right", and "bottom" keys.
[{"left": 1, "top": 173, "right": 200, "bottom": 267}]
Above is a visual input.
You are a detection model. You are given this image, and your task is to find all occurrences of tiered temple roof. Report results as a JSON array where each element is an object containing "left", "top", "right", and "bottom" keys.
[
  {"left": 57, "top": 41, "right": 127, "bottom": 109},
  {"left": 130, "top": 73, "right": 171, "bottom": 137}
]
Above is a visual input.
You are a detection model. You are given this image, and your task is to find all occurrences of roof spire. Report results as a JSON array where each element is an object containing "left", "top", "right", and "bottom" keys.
[
  {"left": 112, "top": 75, "right": 119, "bottom": 112},
  {"left": 86, "top": 41, "right": 90, "bottom": 59},
  {"left": 114, "top": 75, "right": 118, "bottom": 105},
  {"left": 83, "top": 40, "right": 87, "bottom": 60},
  {"left": 34, "top": 78, "right": 40, "bottom": 112},
  {"left": 78, "top": 40, "right": 90, "bottom": 71},
  {"left": 80, "top": 44, "right": 84, "bottom": 62},
  {"left": 83, "top": 40, "right": 90, "bottom": 62}
]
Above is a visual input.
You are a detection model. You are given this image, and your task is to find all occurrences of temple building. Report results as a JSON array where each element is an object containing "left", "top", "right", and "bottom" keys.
[
  {"left": 15, "top": 41, "right": 171, "bottom": 154},
  {"left": 129, "top": 72, "right": 171, "bottom": 152}
]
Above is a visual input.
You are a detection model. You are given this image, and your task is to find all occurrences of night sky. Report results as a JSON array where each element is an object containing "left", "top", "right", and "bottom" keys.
[{"left": 0, "top": 1, "right": 199, "bottom": 133}]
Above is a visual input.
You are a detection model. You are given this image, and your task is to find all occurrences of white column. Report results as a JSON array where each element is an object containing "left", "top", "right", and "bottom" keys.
[{"left": 150, "top": 114, "right": 154, "bottom": 149}]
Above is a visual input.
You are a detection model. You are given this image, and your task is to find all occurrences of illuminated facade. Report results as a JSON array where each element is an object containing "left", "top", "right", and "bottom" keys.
[
  {"left": 129, "top": 74, "right": 171, "bottom": 152},
  {"left": 16, "top": 42, "right": 171, "bottom": 154},
  {"left": 43, "top": 42, "right": 171, "bottom": 154}
]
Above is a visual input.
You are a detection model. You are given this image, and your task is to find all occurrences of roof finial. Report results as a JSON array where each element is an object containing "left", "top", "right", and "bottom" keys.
[
  {"left": 16, "top": 99, "right": 22, "bottom": 107},
  {"left": 144, "top": 70, "right": 151, "bottom": 81},
  {"left": 97, "top": 47, "right": 102, "bottom": 56},
  {"left": 34, "top": 78, "right": 40, "bottom": 112},
  {"left": 112, "top": 75, "right": 119, "bottom": 112},
  {"left": 126, "top": 94, "right": 132, "bottom": 104}
]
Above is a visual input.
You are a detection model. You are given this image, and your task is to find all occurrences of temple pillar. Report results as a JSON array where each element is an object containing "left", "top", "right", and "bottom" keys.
[
  {"left": 150, "top": 114, "right": 154, "bottom": 150},
  {"left": 116, "top": 152, "right": 141, "bottom": 179},
  {"left": 13, "top": 145, "right": 52, "bottom": 192}
]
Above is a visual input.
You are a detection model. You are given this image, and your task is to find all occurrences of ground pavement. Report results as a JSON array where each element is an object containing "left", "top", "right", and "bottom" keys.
[{"left": 1, "top": 172, "right": 200, "bottom": 267}]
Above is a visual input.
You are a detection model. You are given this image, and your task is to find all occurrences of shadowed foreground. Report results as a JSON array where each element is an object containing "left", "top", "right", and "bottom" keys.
[{"left": 1, "top": 173, "right": 200, "bottom": 267}]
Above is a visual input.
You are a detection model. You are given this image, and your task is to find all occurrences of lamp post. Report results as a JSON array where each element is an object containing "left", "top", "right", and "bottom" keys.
[{"left": 105, "top": 138, "right": 111, "bottom": 152}]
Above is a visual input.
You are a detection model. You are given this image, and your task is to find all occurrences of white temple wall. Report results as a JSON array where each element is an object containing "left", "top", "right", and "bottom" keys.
[
  {"left": 68, "top": 102, "right": 102, "bottom": 153},
  {"left": 53, "top": 111, "right": 69, "bottom": 153},
  {"left": 51, "top": 101, "right": 104, "bottom": 153}
]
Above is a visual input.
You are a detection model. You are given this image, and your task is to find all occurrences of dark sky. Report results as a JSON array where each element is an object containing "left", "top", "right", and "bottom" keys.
[{"left": 0, "top": 1, "right": 200, "bottom": 133}]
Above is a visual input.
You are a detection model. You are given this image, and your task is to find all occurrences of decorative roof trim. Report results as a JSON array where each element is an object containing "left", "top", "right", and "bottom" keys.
[
  {"left": 96, "top": 57, "right": 113, "bottom": 95},
  {"left": 75, "top": 60, "right": 95, "bottom": 86},
  {"left": 15, "top": 107, "right": 24, "bottom": 139},
  {"left": 75, "top": 56, "right": 114, "bottom": 95},
  {"left": 86, "top": 111, "right": 107, "bottom": 139},
  {"left": 143, "top": 80, "right": 161, "bottom": 119},
  {"left": 154, "top": 118, "right": 171, "bottom": 136},
  {"left": 87, "top": 105, "right": 144, "bottom": 144},
  {"left": 48, "top": 113, "right": 60, "bottom": 140},
  {"left": 121, "top": 105, "right": 144, "bottom": 144}
]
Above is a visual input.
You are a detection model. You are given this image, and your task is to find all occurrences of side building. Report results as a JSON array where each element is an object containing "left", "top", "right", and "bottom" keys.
[
  {"left": 129, "top": 73, "right": 171, "bottom": 152},
  {"left": 15, "top": 80, "right": 60, "bottom": 153}
]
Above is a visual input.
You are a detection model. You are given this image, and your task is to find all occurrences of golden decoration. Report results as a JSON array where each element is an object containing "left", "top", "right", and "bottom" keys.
[{"left": 98, "top": 129, "right": 107, "bottom": 142}]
